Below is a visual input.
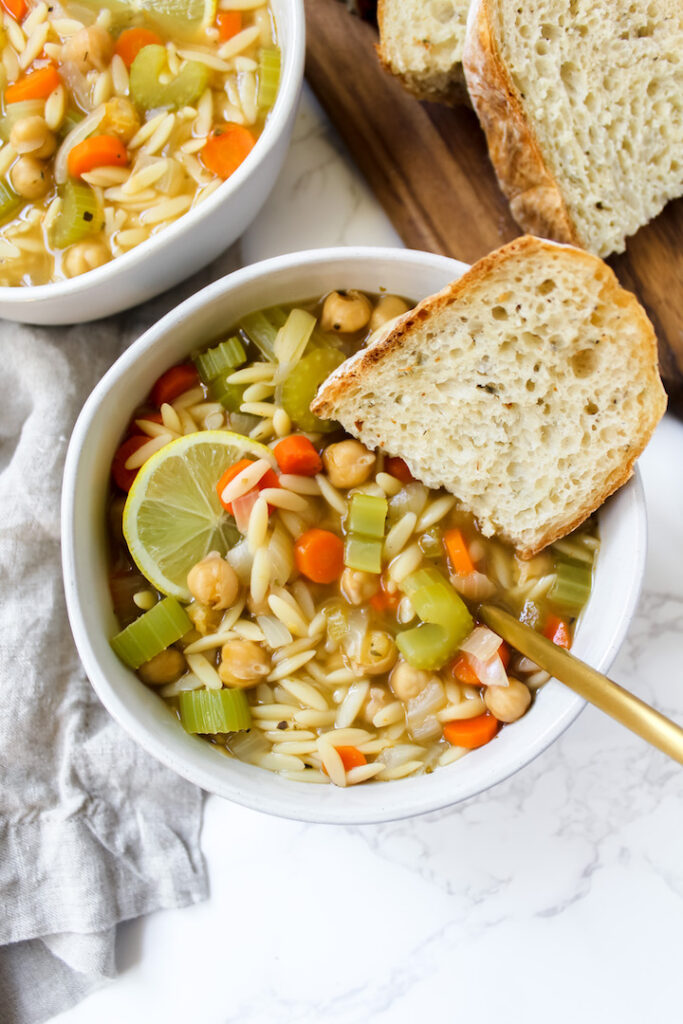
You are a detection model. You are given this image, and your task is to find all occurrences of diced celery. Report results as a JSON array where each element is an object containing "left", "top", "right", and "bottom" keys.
[
  {"left": 0, "top": 181, "right": 23, "bottom": 227},
  {"left": 194, "top": 336, "right": 246, "bottom": 383},
  {"left": 397, "top": 568, "right": 474, "bottom": 670},
  {"left": 344, "top": 535, "right": 382, "bottom": 574},
  {"left": 179, "top": 687, "right": 251, "bottom": 734},
  {"left": 278, "top": 347, "right": 346, "bottom": 433},
  {"left": 548, "top": 560, "right": 593, "bottom": 613},
  {"left": 59, "top": 108, "right": 86, "bottom": 138},
  {"left": 348, "top": 494, "right": 387, "bottom": 538},
  {"left": 129, "top": 44, "right": 210, "bottom": 112},
  {"left": 274, "top": 308, "right": 316, "bottom": 366},
  {"left": 239, "top": 307, "right": 288, "bottom": 360},
  {"left": 51, "top": 181, "right": 102, "bottom": 249},
  {"left": 111, "top": 596, "right": 192, "bottom": 669},
  {"left": 210, "top": 375, "right": 245, "bottom": 411},
  {"left": 257, "top": 47, "right": 281, "bottom": 110}
]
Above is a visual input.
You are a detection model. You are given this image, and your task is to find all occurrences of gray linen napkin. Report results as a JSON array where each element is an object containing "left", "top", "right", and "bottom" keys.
[{"left": 0, "top": 245, "right": 241, "bottom": 1024}]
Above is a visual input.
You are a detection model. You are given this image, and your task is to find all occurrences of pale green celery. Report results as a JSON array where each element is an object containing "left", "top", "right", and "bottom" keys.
[
  {"left": 179, "top": 687, "right": 251, "bottom": 734},
  {"left": 278, "top": 347, "right": 345, "bottom": 433},
  {"left": 548, "top": 560, "right": 592, "bottom": 613},
  {"left": 110, "top": 597, "right": 192, "bottom": 669},
  {"left": 239, "top": 307, "right": 288, "bottom": 360},
  {"left": 344, "top": 535, "right": 382, "bottom": 574},
  {"left": 348, "top": 494, "right": 387, "bottom": 538},
  {"left": 397, "top": 568, "right": 473, "bottom": 670},
  {"left": 0, "top": 181, "right": 23, "bottom": 227},
  {"left": 209, "top": 376, "right": 245, "bottom": 412},
  {"left": 129, "top": 45, "right": 209, "bottom": 111},
  {"left": 51, "top": 181, "right": 102, "bottom": 249},
  {"left": 194, "top": 336, "right": 246, "bottom": 383},
  {"left": 257, "top": 47, "right": 280, "bottom": 110}
]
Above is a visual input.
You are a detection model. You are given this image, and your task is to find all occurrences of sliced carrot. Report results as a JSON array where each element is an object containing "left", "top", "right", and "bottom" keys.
[
  {"left": 370, "top": 580, "right": 400, "bottom": 614},
  {"left": 215, "top": 459, "right": 279, "bottom": 514},
  {"left": 1, "top": 0, "right": 27, "bottom": 23},
  {"left": 5, "top": 65, "right": 60, "bottom": 104},
  {"left": 273, "top": 435, "right": 322, "bottom": 476},
  {"left": 150, "top": 363, "right": 199, "bottom": 408},
  {"left": 444, "top": 528, "right": 476, "bottom": 576},
  {"left": 111, "top": 436, "right": 148, "bottom": 492},
  {"left": 451, "top": 653, "right": 481, "bottom": 687},
  {"left": 498, "top": 640, "right": 511, "bottom": 669},
  {"left": 201, "top": 123, "right": 255, "bottom": 180},
  {"left": 544, "top": 614, "right": 572, "bottom": 650},
  {"left": 114, "top": 27, "right": 163, "bottom": 68},
  {"left": 443, "top": 714, "right": 499, "bottom": 749},
  {"left": 216, "top": 10, "right": 241, "bottom": 41},
  {"left": 67, "top": 134, "right": 129, "bottom": 178},
  {"left": 294, "top": 528, "right": 344, "bottom": 584},
  {"left": 322, "top": 745, "right": 367, "bottom": 775},
  {"left": 385, "top": 456, "right": 413, "bottom": 483}
]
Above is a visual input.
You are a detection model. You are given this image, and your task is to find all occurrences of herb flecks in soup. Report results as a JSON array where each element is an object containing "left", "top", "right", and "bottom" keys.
[
  {"left": 0, "top": 0, "right": 279, "bottom": 285},
  {"left": 107, "top": 289, "right": 597, "bottom": 787}
]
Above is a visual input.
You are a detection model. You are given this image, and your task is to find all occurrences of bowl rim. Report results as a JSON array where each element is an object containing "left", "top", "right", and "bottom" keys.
[
  {"left": 62, "top": 245, "right": 648, "bottom": 824},
  {"left": 0, "top": 0, "right": 305, "bottom": 304}
]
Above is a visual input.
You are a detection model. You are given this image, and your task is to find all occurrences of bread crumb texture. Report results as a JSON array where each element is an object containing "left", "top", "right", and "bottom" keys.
[
  {"left": 489, "top": 0, "right": 683, "bottom": 255},
  {"left": 378, "top": 0, "right": 470, "bottom": 102},
  {"left": 312, "top": 237, "right": 667, "bottom": 557}
]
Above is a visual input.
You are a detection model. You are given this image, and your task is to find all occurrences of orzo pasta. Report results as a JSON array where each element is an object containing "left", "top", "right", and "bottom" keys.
[
  {"left": 0, "top": 0, "right": 280, "bottom": 285},
  {"left": 108, "top": 287, "right": 598, "bottom": 787}
]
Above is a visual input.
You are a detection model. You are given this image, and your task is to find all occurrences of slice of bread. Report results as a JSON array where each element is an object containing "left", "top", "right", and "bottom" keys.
[
  {"left": 463, "top": 0, "right": 683, "bottom": 256},
  {"left": 311, "top": 236, "right": 667, "bottom": 558},
  {"left": 377, "top": 0, "right": 471, "bottom": 105}
]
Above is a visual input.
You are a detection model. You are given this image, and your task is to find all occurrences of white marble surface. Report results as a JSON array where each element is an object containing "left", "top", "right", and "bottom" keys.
[{"left": 55, "top": 86, "right": 683, "bottom": 1024}]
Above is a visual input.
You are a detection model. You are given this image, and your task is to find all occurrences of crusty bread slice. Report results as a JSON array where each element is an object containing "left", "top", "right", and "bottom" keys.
[
  {"left": 311, "top": 236, "right": 666, "bottom": 558},
  {"left": 377, "top": 0, "right": 471, "bottom": 105},
  {"left": 463, "top": 0, "right": 683, "bottom": 257}
]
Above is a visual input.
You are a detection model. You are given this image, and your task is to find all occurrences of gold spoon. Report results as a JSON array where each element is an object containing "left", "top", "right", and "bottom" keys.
[{"left": 480, "top": 604, "right": 683, "bottom": 765}]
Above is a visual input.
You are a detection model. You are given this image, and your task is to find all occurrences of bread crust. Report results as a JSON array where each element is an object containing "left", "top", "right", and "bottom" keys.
[
  {"left": 462, "top": 0, "right": 581, "bottom": 247},
  {"left": 376, "top": 0, "right": 470, "bottom": 106},
  {"left": 312, "top": 236, "right": 667, "bottom": 558}
]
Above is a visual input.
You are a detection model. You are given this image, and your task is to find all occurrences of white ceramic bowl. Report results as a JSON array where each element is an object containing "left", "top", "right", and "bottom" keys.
[
  {"left": 62, "top": 246, "right": 647, "bottom": 824},
  {"left": 0, "top": 0, "right": 304, "bottom": 325}
]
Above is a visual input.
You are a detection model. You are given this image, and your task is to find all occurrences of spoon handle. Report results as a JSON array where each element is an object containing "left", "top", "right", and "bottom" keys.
[{"left": 480, "top": 604, "right": 683, "bottom": 765}]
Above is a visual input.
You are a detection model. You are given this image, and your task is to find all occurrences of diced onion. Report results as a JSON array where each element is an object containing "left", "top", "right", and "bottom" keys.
[
  {"left": 405, "top": 679, "right": 447, "bottom": 740},
  {"left": 451, "top": 571, "right": 497, "bottom": 600},
  {"left": 467, "top": 652, "right": 509, "bottom": 688},
  {"left": 379, "top": 743, "right": 426, "bottom": 769},
  {"left": 232, "top": 488, "right": 259, "bottom": 534},
  {"left": 256, "top": 614, "right": 292, "bottom": 649},
  {"left": 54, "top": 104, "right": 106, "bottom": 184},
  {"left": 226, "top": 538, "right": 254, "bottom": 583},
  {"left": 460, "top": 625, "right": 502, "bottom": 661},
  {"left": 342, "top": 607, "right": 370, "bottom": 662}
]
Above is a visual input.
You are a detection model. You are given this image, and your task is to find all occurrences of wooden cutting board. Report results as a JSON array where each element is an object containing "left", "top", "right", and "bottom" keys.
[{"left": 304, "top": 0, "right": 683, "bottom": 415}]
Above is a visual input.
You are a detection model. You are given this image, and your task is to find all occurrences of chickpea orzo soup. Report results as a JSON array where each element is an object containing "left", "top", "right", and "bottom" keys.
[
  {"left": 0, "top": 0, "right": 279, "bottom": 284},
  {"left": 108, "top": 288, "right": 598, "bottom": 787}
]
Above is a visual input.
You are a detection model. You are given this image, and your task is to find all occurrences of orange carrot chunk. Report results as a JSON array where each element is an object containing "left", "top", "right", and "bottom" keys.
[
  {"left": 216, "top": 10, "right": 241, "bottom": 40},
  {"left": 150, "top": 363, "right": 199, "bottom": 408},
  {"left": 201, "top": 123, "right": 255, "bottom": 180},
  {"left": 215, "top": 459, "right": 279, "bottom": 514},
  {"left": 544, "top": 614, "right": 572, "bottom": 650},
  {"left": 68, "top": 134, "right": 129, "bottom": 178},
  {"left": 443, "top": 714, "right": 500, "bottom": 749},
  {"left": 273, "top": 435, "right": 322, "bottom": 476},
  {"left": 450, "top": 653, "right": 481, "bottom": 687},
  {"left": 385, "top": 456, "right": 413, "bottom": 483},
  {"left": 114, "top": 28, "right": 163, "bottom": 68},
  {"left": 322, "top": 746, "right": 367, "bottom": 775},
  {"left": 5, "top": 65, "right": 60, "bottom": 103},
  {"left": 1, "top": 0, "right": 27, "bottom": 24},
  {"left": 444, "top": 528, "right": 476, "bottom": 576},
  {"left": 294, "top": 528, "right": 344, "bottom": 584},
  {"left": 111, "top": 436, "right": 148, "bottom": 493}
]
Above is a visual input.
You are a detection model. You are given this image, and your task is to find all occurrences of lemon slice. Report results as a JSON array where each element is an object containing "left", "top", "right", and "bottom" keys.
[{"left": 123, "top": 431, "right": 275, "bottom": 601}]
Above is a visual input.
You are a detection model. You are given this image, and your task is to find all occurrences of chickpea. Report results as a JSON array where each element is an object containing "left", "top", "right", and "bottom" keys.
[
  {"left": 356, "top": 630, "right": 397, "bottom": 675},
  {"left": 10, "top": 156, "right": 50, "bottom": 199},
  {"left": 138, "top": 648, "right": 186, "bottom": 686},
  {"left": 390, "top": 659, "right": 433, "bottom": 701},
  {"left": 187, "top": 602, "right": 221, "bottom": 637},
  {"left": 322, "top": 439, "right": 375, "bottom": 489},
  {"left": 187, "top": 554, "right": 240, "bottom": 610},
  {"left": 10, "top": 116, "right": 56, "bottom": 159},
  {"left": 100, "top": 98, "right": 141, "bottom": 144},
  {"left": 320, "top": 290, "right": 372, "bottom": 333},
  {"left": 484, "top": 678, "right": 531, "bottom": 723},
  {"left": 361, "top": 685, "right": 390, "bottom": 725},
  {"left": 369, "top": 294, "right": 410, "bottom": 332},
  {"left": 62, "top": 25, "right": 114, "bottom": 72},
  {"left": 62, "top": 239, "right": 110, "bottom": 278},
  {"left": 340, "top": 567, "right": 379, "bottom": 606},
  {"left": 219, "top": 640, "right": 270, "bottom": 688}
]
